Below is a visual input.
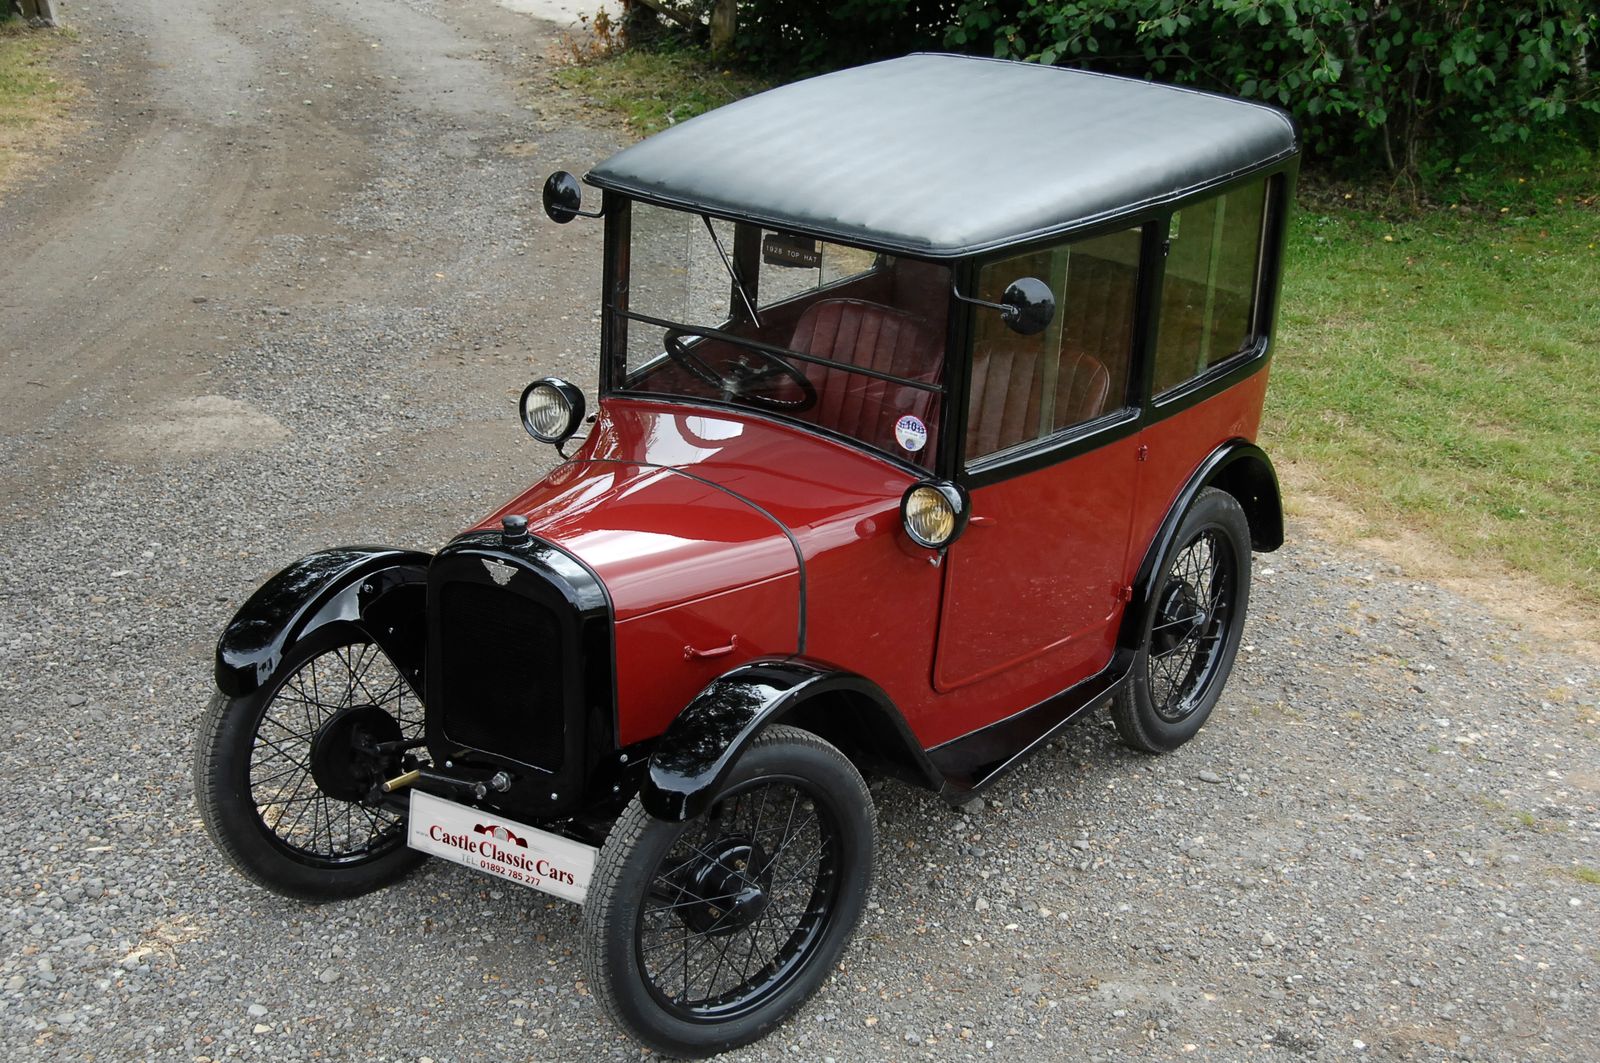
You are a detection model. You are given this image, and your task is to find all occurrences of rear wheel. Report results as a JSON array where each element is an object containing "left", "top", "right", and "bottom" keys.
[
  {"left": 194, "top": 627, "right": 424, "bottom": 900},
  {"left": 582, "top": 726, "right": 874, "bottom": 1058},
  {"left": 1112, "top": 487, "right": 1252, "bottom": 753}
]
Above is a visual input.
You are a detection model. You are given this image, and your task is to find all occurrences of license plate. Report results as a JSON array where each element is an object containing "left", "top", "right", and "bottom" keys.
[{"left": 407, "top": 791, "right": 596, "bottom": 904}]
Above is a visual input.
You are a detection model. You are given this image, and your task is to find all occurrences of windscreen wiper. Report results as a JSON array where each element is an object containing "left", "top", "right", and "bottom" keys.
[{"left": 702, "top": 214, "right": 762, "bottom": 328}]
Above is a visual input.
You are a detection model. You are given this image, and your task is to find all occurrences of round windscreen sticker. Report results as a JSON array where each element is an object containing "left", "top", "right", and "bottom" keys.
[{"left": 894, "top": 414, "right": 928, "bottom": 453}]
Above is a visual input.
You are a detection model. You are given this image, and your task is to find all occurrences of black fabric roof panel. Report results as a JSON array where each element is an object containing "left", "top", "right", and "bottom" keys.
[{"left": 586, "top": 54, "right": 1298, "bottom": 258}]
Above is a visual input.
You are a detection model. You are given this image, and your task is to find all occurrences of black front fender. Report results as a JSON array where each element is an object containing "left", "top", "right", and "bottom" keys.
[
  {"left": 641, "top": 660, "right": 941, "bottom": 821},
  {"left": 215, "top": 547, "right": 431, "bottom": 698}
]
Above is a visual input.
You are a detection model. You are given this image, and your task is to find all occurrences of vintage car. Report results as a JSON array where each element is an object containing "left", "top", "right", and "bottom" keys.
[{"left": 195, "top": 54, "right": 1298, "bottom": 1057}]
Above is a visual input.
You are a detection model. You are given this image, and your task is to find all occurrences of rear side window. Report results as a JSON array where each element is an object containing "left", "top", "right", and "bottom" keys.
[
  {"left": 1152, "top": 178, "right": 1271, "bottom": 396},
  {"left": 965, "top": 226, "right": 1140, "bottom": 461}
]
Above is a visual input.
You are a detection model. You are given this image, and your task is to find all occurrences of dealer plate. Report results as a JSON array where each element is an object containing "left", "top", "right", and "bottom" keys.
[{"left": 407, "top": 791, "right": 596, "bottom": 904}]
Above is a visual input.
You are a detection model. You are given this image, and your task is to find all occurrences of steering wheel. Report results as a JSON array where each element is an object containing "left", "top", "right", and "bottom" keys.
[{"left": 664, "top": 329, "right": 817, "bottom": 412}]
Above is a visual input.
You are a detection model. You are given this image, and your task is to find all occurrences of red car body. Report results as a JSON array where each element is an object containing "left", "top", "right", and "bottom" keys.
[{"left": 476, "top": 370, "right": 1267, "bottom": 753}]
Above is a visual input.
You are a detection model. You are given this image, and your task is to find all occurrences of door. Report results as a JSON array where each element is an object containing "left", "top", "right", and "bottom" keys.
[
  {"left": 936, "top": 433, "right": 1138, "bottom": 690},
  {"left": 934, "top": 225, "right": 1144, "bottom": 694}
]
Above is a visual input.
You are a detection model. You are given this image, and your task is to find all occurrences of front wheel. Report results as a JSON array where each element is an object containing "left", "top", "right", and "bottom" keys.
[
  {"left": 1112, "top": 487, "right": 1252, "bottom": 753},
  {"left": 582, "top": 726, "right": 874, "bottom": 1058},
  {"left": 194, "top": 627, "right": 425, "bottom": 901}
]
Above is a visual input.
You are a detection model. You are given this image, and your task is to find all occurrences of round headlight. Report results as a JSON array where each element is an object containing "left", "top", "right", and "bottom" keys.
[
  {"left": 901, "top": 480, "right": 968, "bottom": 549},
  {"left": 519, "top": 378, "right": 585, "bottom": 445}
]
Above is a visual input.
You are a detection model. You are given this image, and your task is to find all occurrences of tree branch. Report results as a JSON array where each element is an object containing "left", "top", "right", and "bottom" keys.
[{"left": 628, "top": 0, "right": 700, "bottom": 32}]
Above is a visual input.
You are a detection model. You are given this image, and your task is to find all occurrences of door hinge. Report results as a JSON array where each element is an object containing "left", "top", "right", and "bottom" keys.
[
  {"left": 1121, "top": 584, "right": 1134, "bottom": 602},
  {"left": 1137, "top": 444, "right": 1149, "bottom": 462}
]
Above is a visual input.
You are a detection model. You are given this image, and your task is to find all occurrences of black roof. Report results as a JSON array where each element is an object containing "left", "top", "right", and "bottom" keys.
[{"left": 586, "top": 54, "right": 1298, "bottom": 258}]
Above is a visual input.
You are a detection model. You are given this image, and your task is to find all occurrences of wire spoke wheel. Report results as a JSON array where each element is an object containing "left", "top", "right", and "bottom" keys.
[
  {"left": 1146, "top": 529, "right": 1236, "bottom": 722},
  {"left": 636, "top": 778, "right": 839, "bottom": 1020},
  {"left": 248, "top": 640, "right": 419, "bottom": 863},
  {"left": 195, "top": 628, "right": 426, "bottom": 900},
  {"left": 1111, "top": 488, "right": 1252, "bottom": 754},
  {"left": 583, "top": 726, "right": 874, "bottom": 1058}
]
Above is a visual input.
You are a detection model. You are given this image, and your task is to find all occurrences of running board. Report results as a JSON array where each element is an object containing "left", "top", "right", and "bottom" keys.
[{"left": 928, "top": 650, "right": 1133, "bottom": 800}]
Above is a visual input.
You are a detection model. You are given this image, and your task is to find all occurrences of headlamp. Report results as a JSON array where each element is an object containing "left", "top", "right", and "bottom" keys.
[
  {"left": 520, "top": 378, "right": 585, "bottom": 445},
  {"left": 900, "top": 480, "right": 968, "bottom": 549}
]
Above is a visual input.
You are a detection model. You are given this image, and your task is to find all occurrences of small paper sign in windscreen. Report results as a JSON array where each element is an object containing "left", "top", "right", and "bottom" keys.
[{"left": 762, "top": 233, "right": 822, "bottom": 269}]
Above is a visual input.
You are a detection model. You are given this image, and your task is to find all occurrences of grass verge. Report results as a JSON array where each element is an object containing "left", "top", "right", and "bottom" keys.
[
  {"left": 554, "top": 46, "right": 1600, "bottom": 610},
  {"left": 0, "top": 18, "right": 75, "bottom": 191},
  {"left": 553, "top": 47, "right": 768, "bottom": 136},
  {"left": 1267, "top": 170, "right": 1599, "bottom": 608}
]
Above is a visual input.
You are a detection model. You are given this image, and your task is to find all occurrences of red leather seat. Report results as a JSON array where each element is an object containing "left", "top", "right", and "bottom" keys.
[
  {"left": 788, "top": 299, "right": 941, "bottom": 455},
  {"left": 965, "top": 252, "right": 1127, "bottom": 457},
  {"left": 966, "top": 344, "right": 1110, "bottom": 458}
]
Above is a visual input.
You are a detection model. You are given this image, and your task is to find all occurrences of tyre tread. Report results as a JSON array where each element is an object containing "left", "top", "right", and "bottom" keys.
[{"left": 193, "top": 690, "right": 299, "bottom": 899}]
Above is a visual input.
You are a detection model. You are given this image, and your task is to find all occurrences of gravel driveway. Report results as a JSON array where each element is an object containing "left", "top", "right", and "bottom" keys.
[{"left": 1, "top": 3, "right": 1596, "bottom": 1061}]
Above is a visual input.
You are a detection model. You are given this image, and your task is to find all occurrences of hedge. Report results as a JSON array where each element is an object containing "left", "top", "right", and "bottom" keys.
[{"left": 720, "top": 0, "right": 1598, "bottom": 178}]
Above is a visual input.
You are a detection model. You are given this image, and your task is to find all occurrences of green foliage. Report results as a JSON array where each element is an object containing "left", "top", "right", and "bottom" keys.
[
  {"left": 0, "top": 17, "right": 72, "bottom": 188},
  {"left": 724, "top": 0, "right": 953, "bottom": 73},
  {"left": 555, "top": 46, "right": 770, "bottom": 135},
  {"left": 722, "top": 1, "right": 1597, "bottom": 177},
  {"left": 940, "top": 1, "right": 1598, "bottom": 178}
]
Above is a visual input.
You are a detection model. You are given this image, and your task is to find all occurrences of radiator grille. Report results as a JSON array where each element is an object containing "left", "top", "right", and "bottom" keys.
[{"left": 436, "top": 580, "right": 566, "bottom": 772}]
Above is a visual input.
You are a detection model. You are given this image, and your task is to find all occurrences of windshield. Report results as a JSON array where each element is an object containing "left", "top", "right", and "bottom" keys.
[{"left": 613, "top": 200, "right": 951, "bottom": 469}]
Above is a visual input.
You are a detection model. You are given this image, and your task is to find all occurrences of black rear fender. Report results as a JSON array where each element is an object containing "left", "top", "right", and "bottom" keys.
[
  {"left": 1120, "top": 441, "right": 1281, "bottom": 650},
  {"left": 214, "top": 547, "right": 431, "bottom": 698},
  {"left": 641, "top": 660, "right": 942, "bottom": 821},
  {"left": 1206, "top": 445, "right": 1283, "bottom": 552}
]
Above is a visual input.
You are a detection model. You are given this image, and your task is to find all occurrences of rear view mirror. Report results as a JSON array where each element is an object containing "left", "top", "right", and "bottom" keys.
[
  {"left": 543, "top": 171, "right": 601, "bottom": 223},
  {"left": 950, "top": 275, "right": 1056, "bottom": 336},
  {"left": 999, "top": 277, "right": 1055, "bottom": 336},
  {"left": 543, "top": 171, "right": 582, "bottom": 223}
]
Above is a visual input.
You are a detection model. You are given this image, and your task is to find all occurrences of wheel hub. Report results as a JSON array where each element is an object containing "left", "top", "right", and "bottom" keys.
[
  {"left": 680, "top": 837, "right": 772, "bottom": 935},
  {"left": 1154, "top": 582, "right": 1204, "bottom": 654},
  {"left": 308, "top": 704, "right": 402, "bottom": 802}
]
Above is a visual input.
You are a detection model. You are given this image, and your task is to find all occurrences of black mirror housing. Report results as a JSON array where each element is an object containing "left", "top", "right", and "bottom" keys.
[
  {"left": 1001, "top": 277, "right": 1055, "bottom": 336},
  {"left": 543, "top": 171, "right": 585, "bottom": 224},
  {"left": 950, "top": 275, "right": 1057, "bottom": 336}
]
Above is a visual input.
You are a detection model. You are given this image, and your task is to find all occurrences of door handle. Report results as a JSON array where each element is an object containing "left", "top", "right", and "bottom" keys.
[
  {"left": 968, "top": 515, "right": 996, "bottom": 528},
  {"left": 684, "top": 634, "right": 739, "bottom": 661}
]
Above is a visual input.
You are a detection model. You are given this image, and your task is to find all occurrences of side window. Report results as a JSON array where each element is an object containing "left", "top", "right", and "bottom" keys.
[
  {"left": 966, "top": 227, "right": 1140, "bottom": 461},
  {"left": 1152, "top": 178, "right": 1271, "bottom": 396}
]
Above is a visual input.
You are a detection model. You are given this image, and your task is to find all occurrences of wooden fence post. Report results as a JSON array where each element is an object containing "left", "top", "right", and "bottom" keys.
[
  {"left": 710, "top": 0, "right": 736, "bottom": 57},
  {"left": 15, "top": 0, "right": 61, "bottom": 25}
]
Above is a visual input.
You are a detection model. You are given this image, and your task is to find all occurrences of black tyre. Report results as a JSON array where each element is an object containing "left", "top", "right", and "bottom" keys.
[
  {"left": 194, "top": 627, "right": 424, "bottom": 901},
  {"left": 582, "top": 725, "right": 874, "bottom": 1058},
  {"left": 1112, "top": 487, "right": 1252, "bottom": 753}
]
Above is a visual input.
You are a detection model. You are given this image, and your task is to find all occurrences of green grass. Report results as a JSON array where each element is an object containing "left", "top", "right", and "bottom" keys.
[
  {"left": 554, "top": 45, "right": 1600, "bottom": 606},
  {"left": 0, "top": 18, "right": 74, "bottom": 188},
  {"left": 1267, "top": 174, "right": 1600, "bottom": 604},
  {"left": 555, "top": 47, "right": 769, "bottom": 136},
  {"left": 1566, "top": 865, "right": 1600, "bottom": 887}
]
